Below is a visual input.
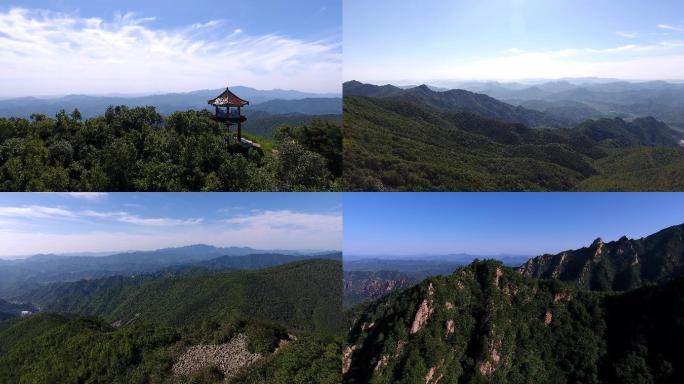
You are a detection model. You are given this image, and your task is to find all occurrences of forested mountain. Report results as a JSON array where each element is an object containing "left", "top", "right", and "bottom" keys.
[
  {"left": 20, "top": 259, "right": 343, "bottom": 332},
  {"left": 0, "top": 106, "right": 342, "bottom": 191},
  {"left": 344, "top": 82, "right": 568, "bottom": 128},
  {"left": 520, "top": 223, "right": 684, "bottom": 291},
  {"left": 0, "top": 259, "right": 343, "bottom": 383},
  {"left": 343, "top": 87, "right": 684, "bottom": 191},
  {"left": 344, "top": 260, "right": 684, "bottom": 384},
  {"left": 195, "top": 251, "right": 341, "bottom": 271},
  {"left": 449, "top": 79, "right": 684, "bottom": 130},
  {"left": 0, "top": 245, "right": 329, "bottom": 298}
]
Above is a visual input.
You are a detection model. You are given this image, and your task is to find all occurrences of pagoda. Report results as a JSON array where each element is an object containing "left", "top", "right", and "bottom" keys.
[{"left": 208, "top": 87, "right": 249, "bottom": 143}]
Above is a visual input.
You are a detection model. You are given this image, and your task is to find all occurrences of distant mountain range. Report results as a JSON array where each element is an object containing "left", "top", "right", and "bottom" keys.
[
  {"left": 419, "top": 79, "right": 684, "bottom": 130},
  {"left": 343, "top": 80, "right": 684, "bottom": 191},
  {"left": 0, "top": 86, "right": 341, "bottom": 119},
  {"left": 0, "top": 244, "right": 339, "bottom": 299},
  {"left": 344, "top": 81, "right": 568, "bottom": 128}
]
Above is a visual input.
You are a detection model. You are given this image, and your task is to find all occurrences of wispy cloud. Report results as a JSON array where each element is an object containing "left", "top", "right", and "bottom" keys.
[
  {"left": 80, "top": 210, "right": 203, "bottom": 226},
  {"left": 0, "top": 205, "right": 201, "bottom": 226},
  {"left": 63, "top": 192, "right": 108, "bottom": 200},
  {"left": 0, "top": 205, "right": 75, "bottom": 218},
  {"left": 0, "top": 208, "right": 341, "bottom": 256},
  {"left": 615, "top": 31, "right": 637, "bottom": 38},
  {"left": 501, "top": 48, "right": 525, "bottom": 54},
  {"left": 0, "top": 8, "right": 341, "bottom": 96},
  {"left": 658, "top": 24, "right": 683, "bottom": 31},
  {"left": 224, "top": 209, "right": 341, "bottom": 231}
]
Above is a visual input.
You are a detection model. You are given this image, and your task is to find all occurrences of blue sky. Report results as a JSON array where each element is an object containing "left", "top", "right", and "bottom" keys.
[
  {"left": 0, "top": 1, "right": 341, "bottom": 96},
  {"left": 0, "top": 193, "right": 342, "bottom": 258},
  {"left": 344, "top": 193, "right": 684, "bottom": 257},
  {"left": 344, "top": 0, "right": 684, "bottom": 82}
]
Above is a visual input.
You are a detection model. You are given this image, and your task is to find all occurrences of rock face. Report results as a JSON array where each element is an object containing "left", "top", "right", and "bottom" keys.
[
  {"left": 519, "top": 224, "right": 684, "bottom": 291},
  {"left": 343, "top": 271, "right": 416, "bottom": 306},
  {"left": 172, "top": 334, "right": 262, "bottom": 379},
  {"left": 410, "top": 283, "right": 435, "bottom": 334}
]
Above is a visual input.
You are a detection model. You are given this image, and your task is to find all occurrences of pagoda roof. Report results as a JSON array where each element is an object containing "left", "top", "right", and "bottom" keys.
[{"left": 208, "top": 87, "right": 249, "bottom": 107}]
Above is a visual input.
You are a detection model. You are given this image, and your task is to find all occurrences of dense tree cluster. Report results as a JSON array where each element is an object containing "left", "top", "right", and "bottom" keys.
[{"left": 0, "top": 106, "right": 341, "bottom": 191}]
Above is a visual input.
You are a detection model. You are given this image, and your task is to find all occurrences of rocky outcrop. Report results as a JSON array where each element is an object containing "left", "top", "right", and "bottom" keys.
[
  {"left": 172, "top": 334, "right": 262, "bottom": 379},
  {"left": 410, "top": 283, "right": 434, "bottom": 334},
  {"left": 344, "top": 271, "right": 417, "bottom": 305},
  {"left": 343, "top": 345, "right": 356, "bottom": 375},
  {"left": 445, "top": 319, "right": 455, "bottom": 336},
  {"left": 518, "top": 224, "right": 684, "bottom": 291},
  {"left": 477, "top": 338, "right": 501, "bottom": 377}
]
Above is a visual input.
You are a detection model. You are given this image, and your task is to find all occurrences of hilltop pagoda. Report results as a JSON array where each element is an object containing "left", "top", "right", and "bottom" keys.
[{"left": 208, "top": 87, "right": 249, "bottom": 143}]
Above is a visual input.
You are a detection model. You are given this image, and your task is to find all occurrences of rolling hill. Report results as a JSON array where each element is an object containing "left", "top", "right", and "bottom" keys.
[
  {"left": 19, "top": 258, "right": 343, "bottom": 333},
  {"left": 0, "top": 245, "right": 328, "bottom": 298},
  {"left": 454, "top": 79, "right": 684, "bottom": 130},
  {"left": 343, "top": 84, "right": 684, "bottom": 191}
]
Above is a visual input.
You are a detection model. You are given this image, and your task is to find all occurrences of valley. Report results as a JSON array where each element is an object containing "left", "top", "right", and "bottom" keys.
[{"left": 343, "top": 80, "right": 684, "bottom": 191}]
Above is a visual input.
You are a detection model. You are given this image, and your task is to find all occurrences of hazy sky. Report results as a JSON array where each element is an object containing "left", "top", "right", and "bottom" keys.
[
  {"left": 0, "top": 0, "right": 341, "bottom": 96},
  {"left": 0, "top": 193, "right": 342, "bottom": 258},
  {"left": 344, "top": 0, "right": 684, "bottom": 82},
  {"left": 344, "top": 193, "right": 684, "bottom": 257}
]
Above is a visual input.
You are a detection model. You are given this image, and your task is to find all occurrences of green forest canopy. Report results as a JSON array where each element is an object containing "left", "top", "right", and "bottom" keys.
[{"left": 0, "top": 106, "right": 342, "bottom": 191}]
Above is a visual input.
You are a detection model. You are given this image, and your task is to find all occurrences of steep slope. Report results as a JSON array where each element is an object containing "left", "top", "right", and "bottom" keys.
[
  {"left": 344, "top": 260, "right": 684, "bottom": 384},
  {"left": 519, "top": 224, "right": 684, "bottom": 291}
]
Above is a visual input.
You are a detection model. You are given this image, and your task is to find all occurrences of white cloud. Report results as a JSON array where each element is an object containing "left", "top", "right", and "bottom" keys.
[
  {"left": 63, "top": 192, "right": 108, "bottom": 200},
  {"left": 0, "top": 8, "right": 341, "bottom": 96},
  {"left": 80, "top": 210, "right": 203, "bottom": 226},
  {"left": 501, "top": 48, "right": 525, "bottom": 54},
  {"left": 118, "top": 215, "right": 203, "bottom": 226},
  {"left": 658, "top": 24, "right": 682, "bottom": 31},
  {"left": 0, "top": 209, "right": 342, "bottom": 256},
  {"left": 348, "top": 42, "right": 684, "bottom": 82},
  {"left": 616, "top": 31, "right": 637, "bottom": 38},
  {"left": 224, "top": 209, "right": 340, "bottom": 228},
  {"left": 0, "top": 205, "right": 202, "bottom": 227},
  {"left": 0, "top": 205, "right": 75, "bottom": 218}
]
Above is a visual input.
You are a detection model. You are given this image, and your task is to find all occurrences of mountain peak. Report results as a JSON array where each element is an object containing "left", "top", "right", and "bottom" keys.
[{"left": 590, "top": 237, "right": 604, "bottom": 248}]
